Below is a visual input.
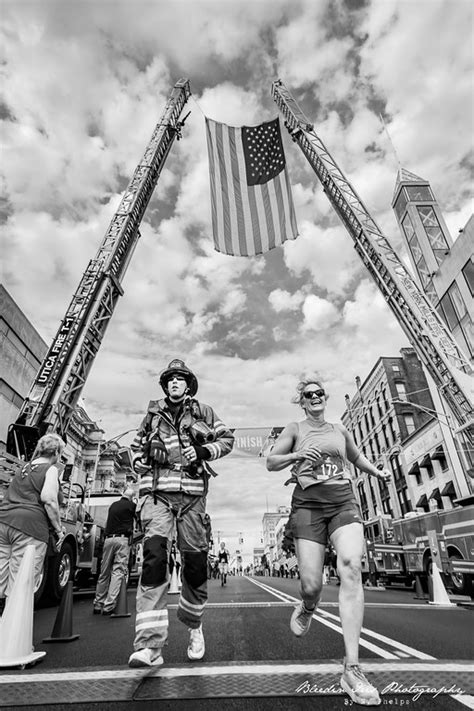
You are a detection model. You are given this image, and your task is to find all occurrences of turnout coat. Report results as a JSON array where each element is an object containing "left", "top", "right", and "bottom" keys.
[{"left": 131, "top": 398, "right": 234, "bottom": 499}]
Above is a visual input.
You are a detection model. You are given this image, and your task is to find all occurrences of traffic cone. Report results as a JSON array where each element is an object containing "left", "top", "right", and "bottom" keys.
[
  {"left": 413, "top": 574, "right": 428, "bottom": 600},
  {"left": 168, "top": 566, "right": 180, "bottom": 594},
  {"left": 428, "top": 562, "right": 456, "bottom": 607},
  {"left": 110, "top": 577, "right": 131, "bottom": 618},
  {"left": 43, "top": 581, "right": 80, "bottom": 642},
  {"left": 0, "top": 545, "right": 46, "bottom": 668}
]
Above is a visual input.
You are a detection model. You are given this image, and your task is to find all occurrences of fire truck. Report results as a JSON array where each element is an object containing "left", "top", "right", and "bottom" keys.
[
  {"left": 1, "top": 79, "right": 191, "bottom": 603},
  {"left": 362, "top": 498, "right": 474, "bottom": 596}
]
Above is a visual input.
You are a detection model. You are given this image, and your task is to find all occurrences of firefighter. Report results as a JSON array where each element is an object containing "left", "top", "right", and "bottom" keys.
[{"left": 128, "top": 359, "right": 234, "bottom": 668}]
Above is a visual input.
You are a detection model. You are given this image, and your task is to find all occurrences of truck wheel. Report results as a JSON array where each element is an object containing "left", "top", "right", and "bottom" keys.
[
  {"left": 45, "top": 542, "right": 75, "bottom": 602},
  {"left": 34, "top": 558, "right": 48, "bottom": 606},
  {"left": 449, "top": 555, "right": 473, "bottom": 596}
]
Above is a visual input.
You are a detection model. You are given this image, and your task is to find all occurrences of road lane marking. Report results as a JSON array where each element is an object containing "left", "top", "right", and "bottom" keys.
[
  {"left": 0, "top": 660, "right": 472, "bottom": 683},
  {"left": 247, "top": 577, "right": 436, "bottom": 660},
  {"left": 168, "top": 601, "right": 440, "bottom": 609}
]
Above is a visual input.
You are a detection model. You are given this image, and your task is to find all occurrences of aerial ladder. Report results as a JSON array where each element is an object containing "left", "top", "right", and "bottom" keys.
[
  {"left": 272, "top": 80, "right": 473, "bottom": 463},
  {"left": 7, "top": 78, "right": 191, "bottom": 461}
]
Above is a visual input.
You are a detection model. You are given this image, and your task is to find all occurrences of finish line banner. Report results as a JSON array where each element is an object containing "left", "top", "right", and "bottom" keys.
[{"left": 230, "top": 427, "right": 284, "bottom": 458}]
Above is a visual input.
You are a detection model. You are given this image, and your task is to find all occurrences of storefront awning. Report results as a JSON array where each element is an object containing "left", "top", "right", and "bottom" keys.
[
  {"left": 408, "top": 462, "right": 420, "bottom": 476},
  {"left": 430, "top": 445, "right": 445, "bottom": 461},
  {"left": 429, "top": 488, "right": 441, "bottom": 501},
  {"left": 441, "top": 481, "right": 456, "bottom": 497},
  {"left": 420, "top": 454, "right": 431, "bottom": 467},
  {"left": 416, "top": 493, "right": 428, "bottom": 507}
]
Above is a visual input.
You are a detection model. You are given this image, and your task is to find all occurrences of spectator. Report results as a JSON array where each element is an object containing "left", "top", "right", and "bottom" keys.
[
  {"left": 93, "top": 487, "right": 136, "bottom": 615},
  {"left": 0, "top": 433, "right": 66, "bottom": 611}
]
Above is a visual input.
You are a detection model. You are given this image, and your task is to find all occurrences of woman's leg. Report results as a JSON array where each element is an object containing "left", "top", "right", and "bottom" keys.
[
  {"left": 295, "top": 538, "right": 326, "bottom": 608},
  {"left": 330, "top": 522, "right": 365, "bottom": 663}
]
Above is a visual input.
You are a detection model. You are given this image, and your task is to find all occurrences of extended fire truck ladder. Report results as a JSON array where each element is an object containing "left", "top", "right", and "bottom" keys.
[
  {"left": 8, "top": 78, "right": 191, "bottom": 459},
  {"left": 272, "top": 80, "right": 473, "bottom": 443}
]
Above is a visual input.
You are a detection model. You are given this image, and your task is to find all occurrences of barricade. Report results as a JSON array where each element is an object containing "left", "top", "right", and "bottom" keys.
[
  {"left": 428, "top": 562, "right": 456, "bottom": 607},
  {"left": 0, "top": 544, "right": 46, "bottom": 668},
  {"left": 413, "top": 574, "right": 428, "bottom": 600},
  {"left": 43, "top": 581, "right": 80, "bottom": 642},
  {"left": 110, "top": 577, "right": 131, "bottom": 617},
  {"left": 168, "top": 565, "right": 180, "bottom": 594}
]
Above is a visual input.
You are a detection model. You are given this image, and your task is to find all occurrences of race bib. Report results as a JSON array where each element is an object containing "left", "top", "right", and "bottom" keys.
[{"left": 310, "top": 456, "right": 344, "bottom": 481}]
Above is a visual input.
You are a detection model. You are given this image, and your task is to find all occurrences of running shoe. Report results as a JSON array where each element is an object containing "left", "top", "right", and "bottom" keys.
[
  {"left": 187, "top": 625, "right": 205, "bottom": 660},
  {"left": 290, "top": 601, "right": 315, "bottom": 637},
  {"left": 128, "top": 648, "right": 164, "bottom": 668},
  {"left": 340, "top": 661, "right": 381, "bottom": 706}
]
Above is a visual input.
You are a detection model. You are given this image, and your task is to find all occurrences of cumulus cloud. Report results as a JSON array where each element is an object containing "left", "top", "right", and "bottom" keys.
[
  {"left": 302, "top": 294, "right": 340, "bottom": 331},
  {"left": 1, "top": 0, "right": 471, "bottom": 550},
  {"left": 269, "top": 288, "right": 305, "bottom": 312}
]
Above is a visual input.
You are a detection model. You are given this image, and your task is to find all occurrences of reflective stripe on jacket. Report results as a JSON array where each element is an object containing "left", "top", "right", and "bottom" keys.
[{"left": 131, "top": 398, "right": 234, "bottom": 498}]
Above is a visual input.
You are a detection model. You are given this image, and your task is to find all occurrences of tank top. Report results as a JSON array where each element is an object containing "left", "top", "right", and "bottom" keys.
[
  {"left": 290, "top": 420, "right": 355, "bottom": 507},
  {"left": 0, "top": 461, "right": 53, "bottom": 543}
]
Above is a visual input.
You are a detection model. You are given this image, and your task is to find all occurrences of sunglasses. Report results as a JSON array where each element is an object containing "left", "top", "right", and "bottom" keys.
[{"left": 302, "top": 389, "right": 325, "bottom": 400}]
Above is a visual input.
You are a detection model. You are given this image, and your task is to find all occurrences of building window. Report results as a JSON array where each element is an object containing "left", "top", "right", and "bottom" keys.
[
  {"left": 395, "top": 382, "right": 407, "bottom": 401},
  {"left": 394, "top": 189, "right": 408, "bottom": 220},
  {"left": 462, "top": 258, "right": 474, "bottom": 296},
  {"left": 388, "top": 417, "right": 396, "bottom": 441},
  {"left": 406, "top": 185, "right": 433, "bottom": 202},
  {"left": 402, "top": 213, "right": 431, "bottom": 286},
  {"left": 404, "top": 415, "right": 416, "bottom": 435},
  {"left": 370, "top": 405, "right": 376, "bottom": 427},
  {"left": 392, "top": 364, "right": 400, "bottom": 374},
  {"left": 417, "top": 205, "right": 450, "bottom": 264},
  {"left": 439, "top": 282, "right": 473, "bottom": 357}
]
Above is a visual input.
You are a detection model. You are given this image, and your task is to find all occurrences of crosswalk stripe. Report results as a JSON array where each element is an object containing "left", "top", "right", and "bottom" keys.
[{"left": 0, "top": 660, "right": 472, "bottom": 683}]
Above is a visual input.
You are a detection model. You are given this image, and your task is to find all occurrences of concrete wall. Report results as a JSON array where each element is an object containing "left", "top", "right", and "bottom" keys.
[{"left": 0, "top": 285, "right": 47, "bottom": 448}]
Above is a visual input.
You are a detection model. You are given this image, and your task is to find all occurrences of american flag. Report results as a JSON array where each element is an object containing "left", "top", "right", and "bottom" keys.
[{"left": 205, "top": 117, "right": 298, "bottom": 256}]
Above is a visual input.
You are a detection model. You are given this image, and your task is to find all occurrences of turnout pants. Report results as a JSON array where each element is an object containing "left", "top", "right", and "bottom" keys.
[{"left": 133, "top": 493, "right": 208, "bottom": 652}]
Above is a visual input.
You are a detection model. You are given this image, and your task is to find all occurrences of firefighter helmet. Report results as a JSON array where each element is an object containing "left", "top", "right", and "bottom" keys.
[{"left": 159, "top": 359, "right": 198, "bottom": 396}]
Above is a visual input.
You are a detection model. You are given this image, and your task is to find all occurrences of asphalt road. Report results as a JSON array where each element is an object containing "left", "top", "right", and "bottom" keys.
[{"left": 1, "top": 575, "right": 473, "bottom": 710}]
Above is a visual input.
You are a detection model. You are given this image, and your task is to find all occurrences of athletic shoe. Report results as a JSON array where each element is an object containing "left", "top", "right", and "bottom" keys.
[
  {"left": 290, "top": 601, "right": 315, "bottom": 637},
  {"left": 187, "top": 625, "right": 205, "bottom": 660},
  {"left": 128, "top": 648, "right": 164, "bottom": 668},
  {"left": 340, "top": 661, "right": 381, "bottom": 706},
  {"left": 92, "top": 606, "right": 102, "bottom": 615}
]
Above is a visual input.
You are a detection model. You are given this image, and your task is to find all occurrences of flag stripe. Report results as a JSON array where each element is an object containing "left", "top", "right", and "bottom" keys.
[
  {"left": 229, "top": 127, "right": 248, "bottom": 256},
  {"left": 215, "top": 122, "right": 234, "bottom": 254},
  {"left": 205, "top": 117, "right": 298, "bottom": 256},
  {"left": 247, "top": 185, "right": 262, "bottom": 255}
]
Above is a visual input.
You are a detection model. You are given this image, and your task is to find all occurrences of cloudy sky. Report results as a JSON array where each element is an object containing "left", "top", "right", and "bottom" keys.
[{"left": 2, "top": 0, "right": 473, "bottom": 555}]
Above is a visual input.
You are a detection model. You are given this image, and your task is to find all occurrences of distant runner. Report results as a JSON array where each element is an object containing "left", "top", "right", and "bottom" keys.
[{"left": 217, "top": 541, "right": 229, "bottom": 586}]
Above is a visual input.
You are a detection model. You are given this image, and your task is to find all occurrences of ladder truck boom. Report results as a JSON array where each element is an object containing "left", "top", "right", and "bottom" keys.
[
  {"left": 272, "top": 79, "right": 473, "bottom": 439},
  {"left": 8, "top": 78, "right": 191, "bottom": 459}
]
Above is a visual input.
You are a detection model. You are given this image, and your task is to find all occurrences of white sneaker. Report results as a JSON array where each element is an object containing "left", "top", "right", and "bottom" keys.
[
  {"left": 340, "top": 661, "right": 381, "bottom": 706},
  {"left": 290, "top": 601, "right": 315, "bottom": 637},
  {"left": 128, "top": 648, "right": 164, "bottom": 668},
  {"left": 187, "top": 625, "right": 205, "bottom": 660}
]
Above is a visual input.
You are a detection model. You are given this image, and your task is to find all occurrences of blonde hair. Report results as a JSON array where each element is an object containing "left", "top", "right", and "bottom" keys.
[
  {"left": 291, "top": 372, "right": 328, "bottom": 406},
  {"left": 32, "top": 433, "right": 66, "bottom": 460}
]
